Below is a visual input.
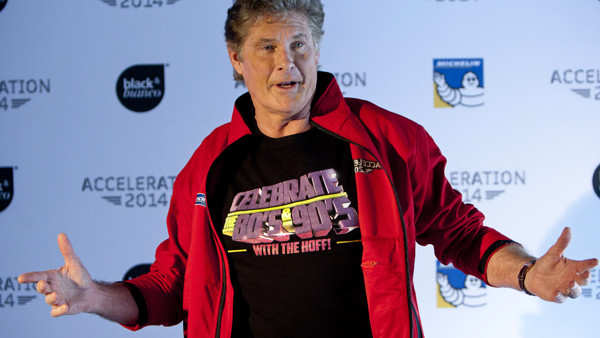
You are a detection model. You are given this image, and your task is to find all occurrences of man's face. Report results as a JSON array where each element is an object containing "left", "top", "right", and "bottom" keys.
[{"left": 228, "top": 12, "right": 320, "bottom": 121}]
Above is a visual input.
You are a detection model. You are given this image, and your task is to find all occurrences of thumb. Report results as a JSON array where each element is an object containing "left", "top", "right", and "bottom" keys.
[
  {"left": 57, "top": 233, "right": 80, "bottom": 266},
  {"left": 546, "top": 227, "right": 572, "bottom": 258}
]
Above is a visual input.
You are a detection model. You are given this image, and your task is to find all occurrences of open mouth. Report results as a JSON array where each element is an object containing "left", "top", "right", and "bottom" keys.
[{"left": 276, "top": 81, "right": 299, "bottom": 89}]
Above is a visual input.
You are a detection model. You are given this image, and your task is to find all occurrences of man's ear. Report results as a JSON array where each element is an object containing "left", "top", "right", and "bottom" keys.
[{"left": 228, "top": 47, "right": 244, "bottom": 77}]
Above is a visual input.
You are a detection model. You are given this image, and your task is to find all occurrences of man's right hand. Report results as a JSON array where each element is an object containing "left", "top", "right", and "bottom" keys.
[
  {"left": 18, "top": 233, "right": 94, "bottom": 317},
  {"left": 18, "top": 233, "right": 140, "bottom": 325}
]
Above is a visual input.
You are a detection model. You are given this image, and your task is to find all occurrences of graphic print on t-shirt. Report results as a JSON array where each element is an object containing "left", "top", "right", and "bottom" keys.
[{"left": 222, "top": 168, "right": 358, "bottom": 255}]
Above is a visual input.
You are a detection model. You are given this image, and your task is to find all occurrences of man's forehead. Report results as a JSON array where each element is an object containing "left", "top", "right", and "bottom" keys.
[{"left": 248, "top": 13, "right": 311, "bottom": 37}]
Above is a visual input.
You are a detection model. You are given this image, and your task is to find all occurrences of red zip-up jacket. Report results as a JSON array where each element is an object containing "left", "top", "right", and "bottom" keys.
[{"left": 123, "top": 72, "right": 513, "bottom": 337}]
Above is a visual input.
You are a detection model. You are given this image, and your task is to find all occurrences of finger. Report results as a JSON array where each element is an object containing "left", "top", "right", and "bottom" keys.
[
  {"left": 554, "top": 291, "right": 566, "bottom": 303},
  {"left": 547, "top": 227, "right": 572, "bottom": 258},
  {"left": 18, "top": 271, "right": 49, "bottom": 284},
  {"left": 570, "top": 258, "right": 598, "bottom": 282},
  {"left": 579, "top": 271, "right": 592, "bottom": 286},
  {"left": 57, "top": 233, "right": 80, "bottom": 265},
  {"left": 36, "top": 280, "right": 52, "bottom": 295},
  {"left": 51, "top": 304, "right": 69, "bottom": 317},
  {"left": 45, "top": 292, "right": 58, "bottom": 305},
  {"left": 577, "top": 258, "right": 599, "bottom": 271},
  {"left": 568, "top": 282, "right": 582, "bottom": 298}
]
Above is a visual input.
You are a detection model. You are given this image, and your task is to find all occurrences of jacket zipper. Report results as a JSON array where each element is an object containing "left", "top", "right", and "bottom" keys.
[
  {"left": 311, "top": 122, "right": 422, "bottom": 338},
  {"left": 214, "top": 254, "right": 226, "bottom": 338},
  {"left": 205, "top": 138, "right": 250, "bottom": 338},
  {"left": 204, "top": 202, "right": 227, "bottom": 338},
  {"left": 207, "top": 133, "right": 264, "bottom": 338},
  {"left": 411, "top": 302, "right": 423, "bottom": 338},
  {"left": 204, "top": 183, "right": 227, "bottom": 338}
]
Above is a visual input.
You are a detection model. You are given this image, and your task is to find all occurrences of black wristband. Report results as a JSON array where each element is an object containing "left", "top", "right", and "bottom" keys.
[{"left": 518, "top": 260, "right": 536, "bottom": 296}]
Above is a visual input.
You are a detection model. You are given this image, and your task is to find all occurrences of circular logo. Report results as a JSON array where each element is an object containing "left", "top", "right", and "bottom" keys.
[
  {"left": 116, "top": 64, "right": 165, "bottom": 113},
  {"left": 593, "top": 164, "right": 600, "bottom": 199},
  {"left": 0, "top": 0, "right": 7, "bottom": 12}
]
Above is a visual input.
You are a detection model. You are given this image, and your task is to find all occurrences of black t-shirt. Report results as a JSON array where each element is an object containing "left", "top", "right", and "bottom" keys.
[{"left": 209, "top": 127, "right": 372, "bottom": 337}]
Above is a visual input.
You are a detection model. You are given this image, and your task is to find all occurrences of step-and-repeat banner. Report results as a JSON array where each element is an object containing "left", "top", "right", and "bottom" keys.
[{"left": 1, "top": 1, "right": 599, "bottom": 337}]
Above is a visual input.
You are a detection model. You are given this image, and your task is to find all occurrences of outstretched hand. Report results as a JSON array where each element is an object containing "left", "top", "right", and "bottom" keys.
[
  {"left": 18, "top": 233, "right": 94, "bottom": 316},
  {"left": 526, "top": 227, "right": 598, "bottom": 303}
]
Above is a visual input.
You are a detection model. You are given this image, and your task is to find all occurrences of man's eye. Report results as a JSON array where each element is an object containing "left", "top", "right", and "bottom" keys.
[
  {"left": 262, "top": 45, "right": 274, "bottom": 51},
  {"left": 294, "top": 42, "right": 305, "bottom": 48}
]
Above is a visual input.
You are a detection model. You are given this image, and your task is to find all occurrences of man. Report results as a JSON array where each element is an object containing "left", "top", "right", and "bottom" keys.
[{"left": 19, "top": 1, "right": 598, "bottom": 337}]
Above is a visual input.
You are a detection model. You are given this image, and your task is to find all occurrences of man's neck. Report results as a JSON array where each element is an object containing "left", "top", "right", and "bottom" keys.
[{"left": 255, "top": 114, "right": 312, "bottom": 138}]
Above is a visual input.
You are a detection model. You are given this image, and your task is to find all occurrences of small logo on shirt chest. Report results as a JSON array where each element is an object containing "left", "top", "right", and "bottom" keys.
[
  {"left": 353, "top": 159, "right": 382, "bottom": 174},
  {"left": 196, "top": 193, "right": 207, "bottom": 207}
]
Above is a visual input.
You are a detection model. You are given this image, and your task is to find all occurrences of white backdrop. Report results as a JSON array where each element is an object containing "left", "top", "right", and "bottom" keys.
[{"left": 1, "top": 1, "right": 599, "bottom": 337}]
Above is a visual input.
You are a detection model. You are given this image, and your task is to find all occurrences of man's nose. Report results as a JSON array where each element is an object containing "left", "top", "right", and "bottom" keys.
[{"left": 276, "top": 48, "right": 295, "bottom": 71}]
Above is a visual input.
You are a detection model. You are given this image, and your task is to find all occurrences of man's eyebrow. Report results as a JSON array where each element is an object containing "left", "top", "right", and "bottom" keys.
[
  {"left": 257, "top": 38, "right": 278, "bottom": 44},
  {"left": 291, "top": 33, "right": 308, "bottom": 40},
  {"left": 256, "top": 33, "right": 308, "bottom": 44}
]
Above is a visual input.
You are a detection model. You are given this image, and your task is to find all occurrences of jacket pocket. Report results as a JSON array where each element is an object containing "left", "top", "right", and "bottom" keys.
[{"left": 360, "top": 236, "right": 411, "bottom": 337}]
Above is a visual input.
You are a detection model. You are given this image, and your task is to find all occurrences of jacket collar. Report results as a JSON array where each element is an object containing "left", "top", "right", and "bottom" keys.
[
  {"left": 228, "top": 72, "right": 379, "bottom": 158},
  {"left": 309, "top": 74, "right": 380, "bottom": 159}
]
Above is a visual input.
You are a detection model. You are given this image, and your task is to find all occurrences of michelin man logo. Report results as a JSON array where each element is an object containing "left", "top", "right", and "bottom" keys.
[
  {"left": 437, "top": 261, "right": 486, "bottom": 308},
  {"left": 433, "top": 58, "right": 484, "bottom": 108}
]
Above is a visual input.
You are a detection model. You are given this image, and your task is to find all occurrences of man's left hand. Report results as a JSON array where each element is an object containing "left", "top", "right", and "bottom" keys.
[{"left": 526, "top": 227, "right": 598, "bottom": 303}]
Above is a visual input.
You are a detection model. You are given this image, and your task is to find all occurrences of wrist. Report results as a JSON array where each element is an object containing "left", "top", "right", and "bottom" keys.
[
  {"left": 518, "top": 259, "right": 536, "bottom": 296},
  {"left": 86, "top": 280, "right": 107, "bottom": 314},
  {"left": 89, "top": 281, "right": 139, "bottom": 324}
]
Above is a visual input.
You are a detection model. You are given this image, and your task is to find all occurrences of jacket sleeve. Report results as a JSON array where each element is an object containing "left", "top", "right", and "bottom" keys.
[
  {"left": 120, "top": 167, "right": 194, "bottom": 329},
  {"left": 411, "top": 125, "right": 514, "bottom": 283}
]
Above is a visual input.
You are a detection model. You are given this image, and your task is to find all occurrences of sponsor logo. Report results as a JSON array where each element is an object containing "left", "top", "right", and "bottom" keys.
[
  {"left": 436, "top": 261, "right": 486, "bottom": 308},
  {"left": 433, "top": 58, "right": 484, "bottom": 108},
  {"left": 0, "top": 0, "right": 7, "bottom": 12},
  {"left": 447, "top": 170, "right": 526, "bottom": 203},
  {"left": 353, "top": 159, "right": 382, "bottom": 174},
  {"left": 0, "top": 167, "right": 14, "bottom": 213},
  {"left": 0, "top": 78, "right": 51, "bottom": 111},
  {"left": 0, "top": 276, "right": 37, "bottom": 309},
  {"left": 116, "top": 64, "right": 166, "bottom": 112},
  {"left": 594, "top": 164, "right": 600, "bottom": 199},
  {"left": 81, "top": 175, "right": 175, "bottom": 208},
  {"left": 195, "top": 193, "right": 207, "bottom": 207},
  {"left": 123, "top": 264, "right": 152, "bottom": 281},
  {"left": 100, "top": 0, "right": 181, "bottom": 9},
  {"left": 550, "top": 69, "right": 600, "bottom": 101}
]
